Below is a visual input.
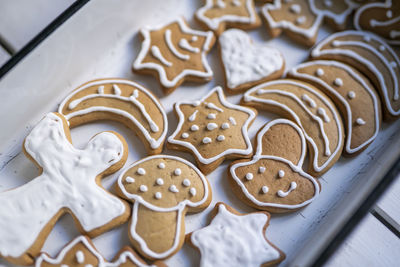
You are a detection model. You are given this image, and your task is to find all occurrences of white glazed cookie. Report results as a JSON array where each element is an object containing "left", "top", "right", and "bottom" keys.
[
  {"left": 167, "top": 86, "right": 257, "bottom": 174},
  {"left": 0, "top": 113, "right": 130, "bottom": 265},
  {"left": 189, "top": 202, "right": 285, "bottom": 267},
  {"left": 133, "top": 17, "right": 216, "bottom": 94},
  {"left": 58, "top": 78, "right": 168, "bottom": 155},
  {"left": 219, "top": 29, "right": 285, "bottom": 94},
  {"left": 117, "top": 155, "right": 212, "bottom": 260}
]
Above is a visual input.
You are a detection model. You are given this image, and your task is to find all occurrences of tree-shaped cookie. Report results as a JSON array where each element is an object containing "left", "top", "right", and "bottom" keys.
[
  {"left": 229, "top": 119, "right": 320, "bottom": 213},
  {"left": 116, "top": 155, "right": 212, "bottom": 260},
  {"left": 168, "top": 86, "right": 257, "bottom": 174},
  {"left": 0, "top": 113, "right": 130, "bottom": 265},
  {"left": 133, "top": 17, "right": 216, "bottom": 94},
  {"left": 189, "top": 202, "right": 285, "bottom": 266}
]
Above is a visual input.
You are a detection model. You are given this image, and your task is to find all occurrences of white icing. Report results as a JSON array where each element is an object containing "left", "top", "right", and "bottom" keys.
[
  {"left": 216, "top": 0, "right": 226, "bottom": 8},
  {"left": 221, "top": 122, "right": 230, "bottom": 129},
  {"left": 309, "top": 0, "right": 357, "bottom": 26},
  {"left": 112, "top": 84, "right": 122, "bottom": 95},
  {"left": 169, "top": 185, "right": 179, "bottom": 193},
  {"left": 290, "top": 4, "right": 301, "bottom": 14},
  {"left": 278, "top": 170, "right": 285, "bottom": 178},
  {"left": 301, "top": 94, "right": 317, "bottom": 108},
  {"left": 156, "top": 178, "right": 164, "bottom": 186},
  {"left": 356, "top": 118, "right": 366, "bottom": 125},
  {"left": 191, "top": 36, "right": 198, "bottom": 42},
  {"left": 207, "top": 113, "right": 217, "bottom": 119},
  {"left": 190, "top": 187, "right": 197, "bottom": 196},
  {"left": 164, "top": 29, "right": 189, "bottom": 60},
  {"left": 174, "top": 168, "right": 182, "bottom": 176},
  {"left": 245, "top": 173, "right": 254, "bottom": 180},
  {"left": 259, "top": 166, "right": 266, "bottom": 173},
  {"left": 140, "top": 185, "right": 148, "bottom": 192},
  {"left": 151, "top": 45, "right": 172, "bottom": 67},
  {"left": 207, "top": 122, "right": 218, "bottom": 130},
  {"left": 324, "top": 0, "right": 332, "bottom": 7},
  {"left": 206, "top": 102, "right": 223, "bottom": 112},
  {"left": 333, "top": 78, "right": 343, "bottom": 87},
  {"left": 98, "top": 85, "right": 104, "bottom": 94},
  {"left": 137, "top": 168, "right": 146, "bottom": 175},
  {"left": 179, "top": 39, "right": 200, "bottom": 53},
  {"left": 183, "top": 179, "right": 191, "bottom": 187},
  {"left": 217, "top": 135, "right": 225, "bottom": 142},
  {"left": 228, "top": 116, "right": 237, "bottom": 125},
  {"left": 188, "top": 110, "right": 198, "bottom": 121},
  {"left": 158, "top": 162, "right": 165, "bottom": 169},
  {"left": 347, "top": 91, "right": 356, "bottom": 99},
  {"left": 202, "top": 137, "right": 212, "bottom": 144},
  {"left": 261, "top": 186, "right": 269, "bottom": 194},
  {"left": 277, "top": 181, "right": 297, "bottom": 198},
  {"left": 232, "top": 0, "right": 241, "bottom": 7},
  {"left": 295, "top": 16, "right": 306, "bottom": 25},
  {"left": 126, "top": 177, "right": 135, "bottom": 183},
  {"left": 191, "top": 125, "right": 199, "bottom": 131},
  {"left": 155, "top": 192, "right": 162, "bottom": 199},
  {"left": 315, "top": 68, "right": 324, "bottom": 77},
  {"left": 182, "top": 132, "right": 189, "bottom": 138},
  {"left": 76, "top": 250, "right": 85, "bottom": 264},
  {"left": 317, "top": 107, "right": 331, "bottom": 123},
  {"left": 387, "top": 10, "right": 393, "bottom": 19}
]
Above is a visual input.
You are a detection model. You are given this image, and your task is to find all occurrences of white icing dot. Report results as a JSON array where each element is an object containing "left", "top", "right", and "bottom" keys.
[
  {"left": 232, "top": 0, "right": 241, "bottom": 6},
  {"left": 191, "top": 36, "right": 198, "bottom": 42},
  {"left": 156, "top": 178, "right": 164, "bottom": 185},
  {"left": 169, "top": 185, "right": 179, "bottom": 193},
  {"left": 324, "top": 0, "right": 332, "bottom": 7},
  {"left": 140, "top": 185, "right": 148, "bottom": 192},
  {"left": 202, "top": 137, "right": 212, "bottom": 144},
  {"left": 387, "top": 10, "right": 393, "bottom": 18},
  {"left": 221, "top": 122, "right": 230, "bottom": 129},
  {"left": 363, "top": 36, "right": 371, "bottom": 42},
  {"left": 391, "top": 61, "right": 397, "bottom": 68},
  {"left": 333, "top": 78, "right": 343, "bottom": 87},
  {"left": 155, "top": 192, "right": 162, "bottom": 199},
  {"left": 332, "top": 40, "right": 340, "bottom": 47},
  {"left": 379, "top": 45, "right": 385, "bottom": 52},
  {"left": 126, "top": 176, "right": 135, "bottom": 183},
  {"left": 61, "top": 265, "right": 68, "bottom": 267},
  {"left": 137, "top": 168, "right": 146, "bottom": 175},
  {"left": 183, "top": 179, "right": 191, "bottom": 187},
  {"left": 158, "top": 162, "right": 165, "bottom": 169},
  {"left": 174, "top": 168, "right": 182, "bottom": 176},
  {"left": 356, "top": 118, "right": 366, "bottom": 125},
  {"left": 296, "top": 16, "right": 306, "bottom": 25},
  {"left": 347, "top": 91, "right": 356, "bottom": 99},
  {"left": 85, "top": 265, "right": 93, "bottom": 267},
  {"left": 191, "top": 125, "right": 199, "bottom": 131},
  {"left": 245, "top": 173, "right": 254, "bottom": 181},
  {"left": 182, "top": 132, "right": 189, "bottom": 139},
  {"left": 228, "top": 117, "right": 237, "bottom": 125},
  {"left": 259, "top": 166, "right": 266, "bottom": 173},
  {"left": 278, "top": 170, "right": 285, "bottom": 178},
  {"left": 261, "top": 186, "right": 269, "bottom": 194},
  {"left": 290, "top": 4, "right": 301, "bottom": 14},
  {"left": 76, "top": 250, "right": 85, "bottom": 264},
  {"left": 207, "top": 113, "right": 217, "bottom": 119},
  {"left": 315, "top": 68, "right": 324, "bottom": 77},
  {"left": 97, "top": 85, "right": 105, "bottom": 94},
  {"left": 217, "top": 135, "right": 225, "bottom": 142},
  {"left": 207, "top": 123, "right": 218, "bottom": 130},
  {"left": 190, "top": 187, "right": 197, "bottom": 196}
]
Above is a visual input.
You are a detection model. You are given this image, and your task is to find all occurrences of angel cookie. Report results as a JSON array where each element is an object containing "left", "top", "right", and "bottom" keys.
[
  {"left": 133, "top": 17, "right": 215, "bottom": 94},
  {"left": 167, "top": 86, "right": 257, "bottom": 174},
  {"left": 36, "top": 235, "right": 166, "bottom": 266},
  {"left": 0, "top": 113, "right": 130, "bottom": 265},
  {"left": 311, "top": 30, "right": 400, "bottom": 120},
  {"left": 58, "top": 78, "right": 168, "bottom": 155},
  {"left": 288, "top": 60, "right": 381, "bottom": 155},
  {"left": 117, "top": 155, "right": 212, "bottom": 260},
  {"left": 189, "top": 203, "right": 285, "bottom": 267},
  {"left": 195, "top": 0, "right": 261, "bottom": 35},
  {"left": 229, "top": 119, "right": 320, "bottom": 213},
  {"left": 219, "top": 29, "right": 285, "bottom": 94},
  {"left": 243, "top": 79, "right": 344, "bottom": 176}
]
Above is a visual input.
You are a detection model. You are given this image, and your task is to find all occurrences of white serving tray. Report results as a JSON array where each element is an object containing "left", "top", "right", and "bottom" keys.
[{"left": 1, "top": 1, "right": 400, "bottom": 266}]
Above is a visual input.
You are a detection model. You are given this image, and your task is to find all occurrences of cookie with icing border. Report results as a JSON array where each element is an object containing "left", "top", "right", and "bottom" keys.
[
  {"left": 133, "top": 17, "right": 216, "bottom": 94},
  {"left": 229, "top": 119, "right": 320, "bottom": 213},
  {"left": 311, "top": 30, "right": 400, "bottom": 120},
  {"left": 0, "top": 113, "right": 130, "bottom": 265},
  {"left": 242, "top": 79, "right": 344, "bottom": 176},
  {"left": 116, "top": 155, "right": 212, "bottom": 260},
  {"left": 58, "top": 78, "right": 168, "bottom": 155},
  {"left": 167, "top": 86, "right": 257, "bottom": 174},
  {"left": 188, "top": 202, "right": 285, "bottom": 266},
  {"left": 195, "top": 0, "right": 261, "bottom": 35},
  {"left": 354, "top": 0, "right": 400, "bottom": 45},
  {"left": 288, "top": 60, "right": 382, "bottom": 155},
  {"left": 219, "top": 28, "right": 285, "bottom": 94}
]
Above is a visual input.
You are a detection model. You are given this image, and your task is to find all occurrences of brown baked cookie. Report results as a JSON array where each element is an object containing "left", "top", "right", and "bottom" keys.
[
  {"left": 288, "top": 60, "right": 382, "bottom": 155},
  {"left": 219, "top": 28, "right": 285, "bottom": 94},
  {"left": 242, "top": 79, "right": 344, "bottom": 176},
  {"left": 133, "top": 17, "right": 216, "bottom": 94},
  {"left": 189, "top": 202, "right": 285, "bottom": 266},
  {"left": 229, "top": 119, "right": 320, "bottom": 213},
  {"left": 195, "top": 0, "right": 261, "bottom": 35},
  {"left": 58, "top": 78, "right": 168, "bottom": 155},
  {"left": 354, "top": 0, "right": 400, "bottom": 45},
  {"left": 167, "top": 86, "right": 257, "bottom": 174},
  {"left": 116, "top": 155, "right": 212, "bottom": 260},
  {"left": 311, "top": 30, "right": 400, "bottom": 120}
]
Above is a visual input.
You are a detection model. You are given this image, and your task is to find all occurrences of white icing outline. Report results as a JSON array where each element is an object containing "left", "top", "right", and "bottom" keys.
[
  {"left": 117, "top": 155, "right": 210, "bottom": 259},
  {"left": 309, "top": 0, "right": 357, "bottom": 26},
  {"left": 164, "top": 29, "right": 189, "bottom": 60},
  {"left": 196, "top": 0, "right": 258, "bottom": 31},
  {"left": 311, "top": 30, "right": 400, "bottom": 116},
  {"left": 133, "top": 17, "right": 214, "bottom": 88},
  {"left": 58, "top": 79, "right": 168, "bottom": 150},
  {"left": 243, "top": 80, "right": 343, "bottom": 174},
  {"left": 168, "top": 86, "right": 256, "bottom": 165},
  {"left": 289, "top": 60, "right": 380, "bottom": 154}
]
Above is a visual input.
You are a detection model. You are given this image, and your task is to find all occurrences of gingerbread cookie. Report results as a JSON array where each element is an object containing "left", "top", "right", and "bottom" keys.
[
  {"left": 195, "top": 0, "right": 261, "bottom": 35},
  {"left": 167, "top": 86, "right": 257, "bottom": 174},
  {"left": 116, "top": 155, "right": 212, "bottom": 260},
  {"left": 133, "top": 17, "right": 216, "bottom": 94},
  {"left": 189, "top": 202, "right": 285, "bottom": 266},
  {"left": 311, "top": 30, "right": 400, "bottom": 120},
  {"left": 288, "top": 60, "right": 381, "bottom": 155},
  {"left": 58, "top": 78, "right": 168, "bottom": 155},
  {"left": 309, "top": 0, "right": 358, "bottom": 30},
  {"left": 36, "top": 235, "right": 166, "bottom": 266},
  {"left": 354, "top": 0, "right": 400, "bottom": 45},
  {"left": 229, "top": 119, "right": 320, "bottom": 213},
  {"left": 0, "top": 113, "right": 130, "bottom": 265},
  {"left": 243, "top": 79, "right": 344, "bottom": 176},
  {"left": 219, "top": 29, "right": 285, "bottom": 94}
]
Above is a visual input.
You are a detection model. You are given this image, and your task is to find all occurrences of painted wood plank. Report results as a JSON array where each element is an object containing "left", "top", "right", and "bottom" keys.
[
  {"left": 324, "top": 213, "right": 400, "bottom": 267},
  {"left": 374, "top": 174, "right": 400, "bottom": 233},
  {"left": 0, "top": 0, "right": 75, "bottom": 53},
  {"left": 0, "top": 45, "right": 11, "bottom": 67}
]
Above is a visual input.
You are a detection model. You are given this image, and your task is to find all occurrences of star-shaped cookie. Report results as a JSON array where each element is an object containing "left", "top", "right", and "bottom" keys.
[
  {"left": 189, "top": 203, "right": 285, "bottom": 267},
  {"left": 133, "top": 17, "right": 216, "bottom": 94},
  {"left": 167, "top": 86, "right": 257, "bottom": 174}
]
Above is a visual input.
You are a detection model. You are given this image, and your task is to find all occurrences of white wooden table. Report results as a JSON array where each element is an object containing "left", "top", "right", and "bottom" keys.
[{"left": 0, "top": 1, "right": 399, "bottom": 266}]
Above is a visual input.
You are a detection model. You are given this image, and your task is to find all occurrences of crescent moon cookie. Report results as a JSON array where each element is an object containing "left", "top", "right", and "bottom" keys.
[
  {"left": 242, "top": 79, "right": 344, "bottom": 176},
  {"left": 36, "top": 235, "right": 166, "bottom": 267},
  {"left": 288, "top": 60, "right": 382, "bottom": 155},
  {"left": 116, "top": 155, "right": 212, "bottom": 260},
  {"left": 354, "top": 0, "right": 400, "bottom": 45},
  {"left": 133, "top": 17, "right": 216, "bottom": 94},
  {"left": 311, "top": 30, "right": 400, "bottom": 120},
  {"left": 189, "top": 202, "right": 285, "bottom": 267},
  {"left": 167, "top": 86, "right": 257, "bottom": 174},
  {"left": 219, "top": 29, "right": 285, "bottom": 94},
  {"left": 195, "top": 0, "right": 261, "bottom": 35},
  {"left": 58, "top": 78, "right": 168, "bottom": 155},
  {"left": 229, "top": 119, "right": 320, "bottom": 213},
  {"left": 0, "top": 113, "right": 130, "bottom": 265}
]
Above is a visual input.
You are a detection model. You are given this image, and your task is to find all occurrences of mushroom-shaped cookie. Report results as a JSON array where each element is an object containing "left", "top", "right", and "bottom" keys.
[{"left": 117, "top": 155, "right": 212, "bottom": 260}]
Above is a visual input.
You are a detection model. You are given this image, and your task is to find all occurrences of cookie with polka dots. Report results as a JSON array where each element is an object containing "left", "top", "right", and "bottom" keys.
[
  {"left": 167, "top": 86, "right": 257, "bottom": 174},
  {"left": 288, "top": 60, "right": 382, "bottom": 155},
  {"left": 116, "top": 155, "right": 212, "bottom": 260},
  {"left": 229, "top": 119, "right": 320, "bottom": 213}
]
